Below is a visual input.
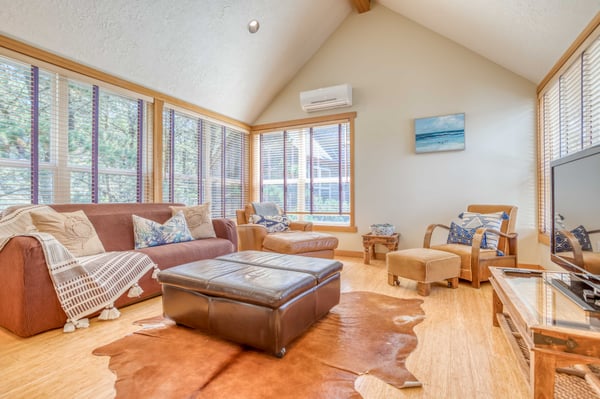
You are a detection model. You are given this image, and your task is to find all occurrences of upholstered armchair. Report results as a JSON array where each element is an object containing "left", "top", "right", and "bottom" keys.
[
  {"left": 423, "top": 204, "right": 518, "bottom": 288},
  {"left": 235, "top": 202, "right": 338, "bottom": 259}
]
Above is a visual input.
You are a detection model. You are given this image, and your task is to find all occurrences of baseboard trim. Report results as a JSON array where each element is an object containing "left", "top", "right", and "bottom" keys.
[{"left": 335, "top": 249, "right": 362, "bottom": 258}]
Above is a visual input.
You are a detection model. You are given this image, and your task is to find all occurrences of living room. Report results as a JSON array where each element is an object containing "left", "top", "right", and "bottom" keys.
[{"left": 1, "top": 1, "right": 600, "bottom": 398}]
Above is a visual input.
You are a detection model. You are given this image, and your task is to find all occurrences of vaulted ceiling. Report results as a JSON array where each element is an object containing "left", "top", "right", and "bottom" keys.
[{"left": 0, "top": 0, "right": 598, "bottom": 125}]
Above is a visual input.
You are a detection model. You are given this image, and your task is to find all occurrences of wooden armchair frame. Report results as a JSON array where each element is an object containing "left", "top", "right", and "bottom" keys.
[{"left": 423, "top": 204, "right": 519, "bottom": 288}]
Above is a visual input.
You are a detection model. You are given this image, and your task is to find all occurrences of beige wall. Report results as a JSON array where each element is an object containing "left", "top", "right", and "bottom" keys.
[{"left": 255, "top": 4, "right": 543, "bottom": 264}]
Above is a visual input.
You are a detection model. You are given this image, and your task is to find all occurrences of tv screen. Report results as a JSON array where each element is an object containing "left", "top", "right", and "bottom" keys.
[{"left": 551, "top": 144, "right": 600, "bottom": 274}]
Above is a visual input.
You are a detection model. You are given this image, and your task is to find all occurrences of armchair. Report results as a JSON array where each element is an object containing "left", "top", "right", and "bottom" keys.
[
  {"left": 235, "top": 202, "right": 338, "bottom": 259},
  {"left": 423, "top": 204, "right": 518, "bottom": 288}
]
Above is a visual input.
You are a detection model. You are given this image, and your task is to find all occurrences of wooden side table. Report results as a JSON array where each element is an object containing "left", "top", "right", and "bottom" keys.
[{"left": 362, "top": 233, "right": 399, "bottom": 264}]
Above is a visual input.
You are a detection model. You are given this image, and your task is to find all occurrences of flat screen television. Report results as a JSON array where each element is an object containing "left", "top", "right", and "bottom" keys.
[{"left": 550, "top": 144, "right": 600, "bottom": 310}]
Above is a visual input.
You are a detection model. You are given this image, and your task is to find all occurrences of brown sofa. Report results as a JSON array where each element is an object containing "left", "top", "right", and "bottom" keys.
[{"left": 0, "top": 203, "right": 238, "bottom": 337}]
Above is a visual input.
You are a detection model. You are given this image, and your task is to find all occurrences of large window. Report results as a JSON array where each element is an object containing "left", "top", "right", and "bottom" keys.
[
  {"left": 162, "top": 107, "right": 248, "bottom": 218},
  {"left": 0, "top": 54, "right": 152, "bottom": 209},
  {"left": 538, "top": 29, "right": 600, "bottom": 236},
  {"left": 252, "top": 113, "right": 355, "bottom": 229}
]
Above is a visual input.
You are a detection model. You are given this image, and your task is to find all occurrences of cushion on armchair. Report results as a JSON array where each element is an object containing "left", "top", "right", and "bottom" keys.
[
  {"left": 249, "top": 214, "right": 290, "bottom": 233},
  {"left": 447, "top": 222, "right": 488, "bottom": 248},
  {"left": 456, "top": 211, "right": 508, "bottom": 250}
]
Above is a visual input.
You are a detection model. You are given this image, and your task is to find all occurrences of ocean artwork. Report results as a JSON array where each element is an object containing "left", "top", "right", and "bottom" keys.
[{"left": 414, "top": 113, "right": 465, "bottom": 153}]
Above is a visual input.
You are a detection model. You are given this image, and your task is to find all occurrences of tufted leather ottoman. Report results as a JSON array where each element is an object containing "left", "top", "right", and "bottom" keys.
[
  {"left": 158, "top": 251, "right": 342, "bottom": 357},
  {"left": 386, "top": 248, "right": 461, "bottom": 296}
]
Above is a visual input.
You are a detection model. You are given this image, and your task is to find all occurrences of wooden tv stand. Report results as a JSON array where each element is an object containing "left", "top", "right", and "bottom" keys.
[{"left": 489, "top": 267, "right": 600, "bottom": 398}]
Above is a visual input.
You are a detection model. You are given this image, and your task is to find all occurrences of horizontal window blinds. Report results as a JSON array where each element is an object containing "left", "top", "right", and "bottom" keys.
[
  {"left": 162, "top": 107, "right": 247, "bottom": 218},
  {"left": 538, "top": 33, "right": 600, "bottom": 234},
  {"left": 253, "top": 118, "right": 353, "bottom": 227}
]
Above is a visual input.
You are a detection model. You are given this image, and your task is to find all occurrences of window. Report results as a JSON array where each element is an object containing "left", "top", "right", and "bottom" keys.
[
  {"left": 538, "top": 30, "right": 600, "bottom": 236},
  {"left": 162, "top": 107, "right": 248, "bottom": 218},
  {"left": 252, "top": 113, "right": 355, "bottom": 229},
  {"left": 0, "top": 53, "right": 152, "bottom": 210}
]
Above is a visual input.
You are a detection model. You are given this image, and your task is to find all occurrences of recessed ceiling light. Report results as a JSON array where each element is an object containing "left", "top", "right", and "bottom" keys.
[{"left": 248, "top": 19, "right": 260, "bottom": 34}]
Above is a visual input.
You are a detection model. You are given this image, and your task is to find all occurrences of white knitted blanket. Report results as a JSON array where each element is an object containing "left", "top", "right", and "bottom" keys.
[{"left": 0, "top": 205, "right": 158, "bottom": 332}]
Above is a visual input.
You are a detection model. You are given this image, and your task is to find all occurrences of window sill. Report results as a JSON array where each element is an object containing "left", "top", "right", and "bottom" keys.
[{"left": 313, "top": 225, "right": 357, "bottom": 233}]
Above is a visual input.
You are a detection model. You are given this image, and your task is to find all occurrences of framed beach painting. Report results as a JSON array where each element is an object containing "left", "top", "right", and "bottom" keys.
[{"left": 414, "top": 113, "right": 465, "bottom": 154}]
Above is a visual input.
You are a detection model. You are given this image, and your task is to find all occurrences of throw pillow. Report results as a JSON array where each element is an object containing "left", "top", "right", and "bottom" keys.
[
  {"left": 555, "top": 225, "right": 593, "bottom": 252},
  {"left": 30, "top": 209, "right": 106, "bottom": 257},
  {"left": 170, "top": 203, "right": 216, "bottom": 239},
  {"left": 457, "top": 211, "right": 508, "bottom": 250},
  {"left": 249, "top": 214, "right": 290, "bottom": 233},
  {"left": 132, "top": 211, "right": 193, "bottom": 249},
  {"left": 447, "top": 222, "right": 488, "bottom": 248}
]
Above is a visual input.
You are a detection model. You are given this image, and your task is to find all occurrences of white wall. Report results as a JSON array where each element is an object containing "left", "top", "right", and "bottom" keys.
[{"left": 255, "top": 4, "right": 542, "bottom": 264}]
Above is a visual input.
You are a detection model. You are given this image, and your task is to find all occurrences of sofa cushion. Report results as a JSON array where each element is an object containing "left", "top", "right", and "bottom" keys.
[
  {"left": 132, "top": 211, "right": 193, "bottom": 249},
  {"left": 555, "top": 225, "right": 593, "bottom": 252},
  {"left": 170, "top": 203, "right": 216, "bottom": 239},
  {"left": 30, "top": 209, "right": 105, "bottom": 257}
]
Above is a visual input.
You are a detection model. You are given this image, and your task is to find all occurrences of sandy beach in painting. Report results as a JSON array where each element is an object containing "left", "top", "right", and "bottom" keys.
[{"left": 415, "top": 113, "right": 465, "bottom": 153}]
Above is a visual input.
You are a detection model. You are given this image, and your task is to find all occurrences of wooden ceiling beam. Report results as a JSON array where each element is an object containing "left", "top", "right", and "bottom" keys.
[{"left": 351, "top": 0, "right": 370, "bottom": 14}]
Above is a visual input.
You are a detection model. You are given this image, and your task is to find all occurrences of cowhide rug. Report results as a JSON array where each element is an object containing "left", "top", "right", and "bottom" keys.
[{"left": 93, "top": 291, "right": 424, "bottom": 398}]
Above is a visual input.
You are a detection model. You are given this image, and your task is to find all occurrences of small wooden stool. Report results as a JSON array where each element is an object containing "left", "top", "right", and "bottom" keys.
[{"left": 386, "top": 248, "right": 461, "bottom": 296}]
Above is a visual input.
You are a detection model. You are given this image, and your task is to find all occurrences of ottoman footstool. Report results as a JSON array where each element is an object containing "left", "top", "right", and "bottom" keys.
[
  {"left": 386, "top": 248, "right": 461, "bottom": 296},
  {"left": 157, "top": 252, "right": 342, "bottom": 357}
]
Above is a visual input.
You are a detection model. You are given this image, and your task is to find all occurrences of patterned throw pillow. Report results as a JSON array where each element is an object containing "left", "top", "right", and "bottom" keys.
[
  {"left": 457, "top": 211, "right": 508, "bottom": 250},
  {"left": 170, "top": 203, "right": 216, "bottom": 239},
  {"left": 30, "top": 209, "right": 106, "bottom": 257},
  {"left": 555, "top": 225, "right": 593, "bottom": 252},
  {"left": 447, "top": 222, "right": 488, "bottom": 248},
  {"left": 132, "top": 211, "right": 193, "bottom": 249},
  {"left": 249, "top": 214, "right": 290, "bottom": 233}
]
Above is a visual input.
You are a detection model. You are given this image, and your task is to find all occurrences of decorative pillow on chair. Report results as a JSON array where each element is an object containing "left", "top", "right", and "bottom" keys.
[
  {"left": 249, "top": 214, "right": 290, "bottom": 233},
  {"left": 170, "top": 203, "right": 216, "bottom": 239},
  {"left": 457, "top": 211, "right": 508, "bottom": 250},
  {"left": 30, "top": 209, "right": 105, "bottom": 257},
  {"left": 555, "top": 225, "right": 593, "bottom": 252},
  {"left": 447, "top": 222, "right": 488, "bottom": 248},
  {"left": 132, "top": 211, "right": 193, "bottom": 249}
]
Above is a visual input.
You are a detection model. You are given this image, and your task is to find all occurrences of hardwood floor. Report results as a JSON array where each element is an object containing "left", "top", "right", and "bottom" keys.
[{"left": 0, "top": 256, "right": 530, "bottom": 399}]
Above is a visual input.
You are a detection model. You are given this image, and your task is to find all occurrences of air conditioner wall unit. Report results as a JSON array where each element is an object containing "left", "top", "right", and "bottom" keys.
[{"left": 300, "top": 83, "right": 352, "bottom": 112}]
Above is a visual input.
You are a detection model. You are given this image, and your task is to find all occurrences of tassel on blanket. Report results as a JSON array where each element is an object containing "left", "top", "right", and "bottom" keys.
[
  {"left": 128, "top": 282, "right": 143, "bottom": 298},
  {"left": 98, "top": 304, "right": 121, "bottom": 320},
  {"left": 152, "top": 265, "right": 160, "bottom": 279},
  {"left": 63, "top": 318, "right": 90, "bottom": 333}
]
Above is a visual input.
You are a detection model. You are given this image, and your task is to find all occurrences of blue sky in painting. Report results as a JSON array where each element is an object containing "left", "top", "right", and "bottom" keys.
[{"left": 415, "top": 113, "right": 464, "bottom": 135}]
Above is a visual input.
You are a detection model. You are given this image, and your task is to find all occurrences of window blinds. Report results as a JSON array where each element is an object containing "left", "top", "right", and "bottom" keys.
[
  {"left": 538, "top": 33, "right": 600, "bottom": 234},
  {"left": 0, "top": 54, "right": 153, "bottom": 210},
  {"left": 162, "top": 107, "right": 248, "bottom": 218}
]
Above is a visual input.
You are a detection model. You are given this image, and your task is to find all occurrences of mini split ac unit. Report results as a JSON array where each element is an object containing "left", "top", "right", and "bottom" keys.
[{"left": 299, "top": 83, "right": 352, "bottom": 112}]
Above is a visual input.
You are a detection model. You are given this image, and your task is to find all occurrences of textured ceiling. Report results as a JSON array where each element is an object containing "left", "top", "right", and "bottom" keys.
[
  {"left": 0, "top": 1, "right": 598, "bottom": 125},
  {"left": 378, "top": 0, "right": 600, "bottom": 83}
]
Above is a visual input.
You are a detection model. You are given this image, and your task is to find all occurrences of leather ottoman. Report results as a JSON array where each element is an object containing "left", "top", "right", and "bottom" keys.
[
  {"left": 386, "top": 248, "right": 461, "bottom": 296},
  {"left": 157, "top": 252, "right": 342, "bottom": 357},
  {"left": 262, "top": 231, "right": 339, "bottom": 259}
]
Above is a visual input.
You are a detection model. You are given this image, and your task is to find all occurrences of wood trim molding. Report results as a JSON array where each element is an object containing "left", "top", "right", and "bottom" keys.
[
  {"left": 251, "top": 112, "right": 357, "bottom": 133},
  {"left": 0, "top": 34, "right": 250, "bottom": 131},
  {"left": 335, "top": 249, "right": 362, "bottom": 258},
  {"left": 537, "top": 12, "right": 600, "bottom": 94},
  {"left": 351, "top": 0, "right": 370, "bottom": 14}
]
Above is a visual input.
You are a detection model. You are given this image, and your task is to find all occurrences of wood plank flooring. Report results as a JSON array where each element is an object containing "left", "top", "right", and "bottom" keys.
[{"left": 0, "top": 256, "right": 530, "bottom": 399}]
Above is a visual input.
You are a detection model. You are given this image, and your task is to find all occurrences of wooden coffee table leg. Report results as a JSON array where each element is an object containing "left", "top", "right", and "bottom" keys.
[{"left": 417, "top": 282, "right": 430, "bottom": 296}]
